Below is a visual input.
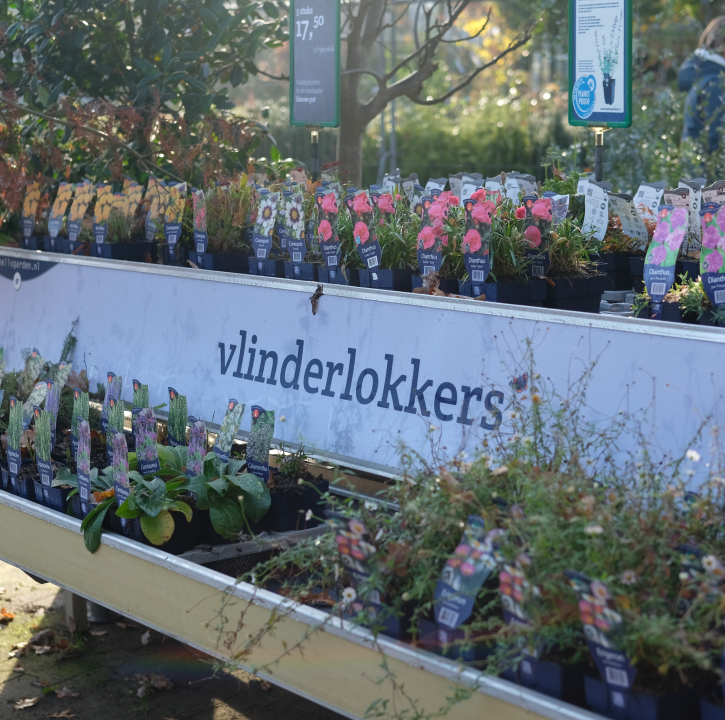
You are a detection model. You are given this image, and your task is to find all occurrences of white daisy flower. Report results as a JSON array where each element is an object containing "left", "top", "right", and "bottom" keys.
[
  {"left": 341, "top": 587, "right": 357, "bottom": 606},
  {"left": 584, "top": 524, "right": 604, "bottom": 535},
  {"left": 620, "top": 570, "right": 638, "bottom": 586},
  {"left": 686, "top": 449, "right": 701, "bottom": 462}
]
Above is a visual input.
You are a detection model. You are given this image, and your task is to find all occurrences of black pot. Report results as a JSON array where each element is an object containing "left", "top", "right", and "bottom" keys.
[
  {"left": 0, "top": 465, "right": 9, "bottom": 491},
  {"left": 95, "top": 241, "right": 158, "bottom": 263},
  {"left": 66, "top": 239, "right": 87, "bottom": 256},
  {"left": 127, "top": 513, "right": 196, "bottom": 555},
  {"left": 22, "top": 236, "right": 39, "bottom": 251},
  {"left": 159, "top": 245, "right": 188, "bottom": 266},
  {"left": 33, "top": 480, "right": 49, "bottom": 505},
  {"left": 603, "top": 74, "right": 615, "bottom": 105},
  {"left": 268, "top": 490, "right": 299, "bottom": 532},
  {"left": 662, "top": 301, "right": 682, "bottom": 323},
  {"left": 299, "top": 479, "right": 329, "bottom": 529},
  {"left": 284, "top": 261, "right": 319, "bottom": 281},
  {"left": 698, "top": 309, "right": 724, "bottom": 327},
  {"left": 349, "top": 602, "right": 415, "bottom": 640},
  {"left": 676, "top": 259, "right": 700, "bottom": 282},
  {"left": 597, "top": 253, "right": 637, "bottom": 291},
  {"left": 47, "top": 485, "right": 73, "bottom": 513},
  {"left": 13, "top": 476, "right": 38, "bottom": 501},
  {"left": 318, "top": 267, "right": 362, "bottom": 286},
  {"left": 514, "top": 658, "right": 586, "bottom": 706},
  {"left": 41, "top": 235, "right": 59, "bottom": 253},
  {"left": 247, "top": 257, "right": 286, "bottom": 278},
  {"left": 54, "top": 237, "right": 70, "bottom": 254},
  {"left": 544, "top": 275, "right": 606, "bottom": 313},
  {"left": 417, "top": 618, "right": 493, "bottom": 662},
  {"left": 460, "top": 279, "right": 546, "bottom": 306},
  {"left": 188, "top": 251, "right": 249, "bottom": 273},
  {"left": 369, "top": 268, "right": 413, "bottom": 292},
  {"left": 411, "top": 275, "right": 459, "bottom": 294},
  {"left": 629, "top": 256, "right": 645, "bottom": 293},
  {"left": 701, "top": 698, "right": 725, "bottom": 720},
  {"left": 197, "top": 509, "right": 233, "bottom": 546},
  {"left": 585, "top": 675, "right": 695, "bottom": 720}
]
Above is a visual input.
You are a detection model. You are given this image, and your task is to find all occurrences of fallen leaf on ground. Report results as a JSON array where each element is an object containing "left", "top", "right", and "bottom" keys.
[
  {"left": 140, "top": 630, "right": 151, "bottom": 645},
  {"left": 55, "top": 639, "right": 68, "bottom": 651},
  {"left": 55, "top": 687, "right": 79, "bottom": 699},
  {"left": 13, "top": 666, "right": 25, "bottom": 673},
  {"left": 47, "top": 711, "right": 75, "bottom": 718},
  {"left": 89, "top": 630, "right": 107, "bottom": 637},
  {"left": 33, "top": 645, "right": 53, "bottom": 655},
  {"left": 9, "top": 641, "right": 28, "bottom": 657},
  {"left": 135, "top": 673, "right": 173, "bottom": 698},
  {"left": 1, "top": 607, "right": 15, "bottom": 623},
  {"left": 116, "top": 622, "right": 137, "bottom": 630},
  {"left": 14, "top": 697, "right": 40, "bottom": 709},
  {"left": 29, "top": 629, "right": 54, "bottom": 646}
]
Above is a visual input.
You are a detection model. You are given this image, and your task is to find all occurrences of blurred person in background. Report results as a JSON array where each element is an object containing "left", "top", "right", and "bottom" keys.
[{"left": 679, "top": 17, "right": 725, "bottom": 154}]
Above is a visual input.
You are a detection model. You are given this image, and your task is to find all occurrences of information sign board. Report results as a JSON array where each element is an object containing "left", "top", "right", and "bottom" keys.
[
  {"left": 289, "top": 0, "right": 340, "bottom": 127},
  {"left": 568, "top": 0, "right": 632, "bottom": 128}
]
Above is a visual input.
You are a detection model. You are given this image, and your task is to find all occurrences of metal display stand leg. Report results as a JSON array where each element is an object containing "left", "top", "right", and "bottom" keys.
[{"left": 63, "top": 589, "right": 88, "bottom": 632}]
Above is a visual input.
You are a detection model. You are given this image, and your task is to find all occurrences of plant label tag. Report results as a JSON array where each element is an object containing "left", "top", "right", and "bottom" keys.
[
  {"left": 566, "top": 570, "right": 637, "bottom": 690},
  {"left": 47, "top": 217, "right": 62, "bottom": 239},
  {"left": 634, "top": 181, "right": 665, "bottom": 219},
  {"left": 448, "top": 173, "right": 463, "bottom": 200},
  {"left": 187, "top": 418, "right": 206, "bottom": 478},
  {"left": 703, "top": 181, "right": 725, "bottom": 205},
  {"left": 22, "top": 216, "right": 35, "bottom": 238},
  {"left": 212, "top": 399, "right": 245, "bottom": 463},
  {"left": 76, "top": 419, "right": 92, "bottom": 515},
  {"left": 67, "top": 220, "right": 82, "bottom": 242},
  {"left": 700, "top": 203, "right": 725, "bottom": 307},
  {"left": 193, "top": 230, "right": 208, "bottom": 254},
  {"left": 252, "top": 231, "right": 273, "bottom": 261},
  {"left": 462, "top": 197, "right": 493, "bottom": 290},
  {"left": 110, "top": 429, "right": 130, "bottom": 507},
  {"left": 100, "top": 372, "right": 121, "bottom": 433},
  {"left": 167, "top": 387, "right": 188, "bottom": 447},
  {"left": 37, "top": 458, "right": 52, "bottom": 488},
  {"left": 92, "top": 222, "right": 108, "bottom": 247},
  {"left": 247, "top": 406, "right": 275, "bottom": 483},
  {"left": 576, "top": 173, "right": 593, "bottom": 195},
  {"left": 434, "top": 515, "right": 493, "bottom": 629},
  {"left": 608, "top": 193, "right": 649, "bottom": 248},
  {"left": 402, "top": 174, "right": 419, "bottom": 201},
  {"left": 424, "top": 177, "right": 447, "bottom": 196},
  {"left": 164, "top": 221, "right": 182, "bottom": 252},
  {"left": 543, "top": 191, "right": 570, "bottom": 228},
  {"left": 583, "top": 180, "right": 611, "bottom": 242},
  {"left": 133, "top": 407, "right": 160, "bottom": 476},
  {"left": 644, "top": 204, "right": 687, "bottom": 313},
  {"left": 522, "top": 195, "right": 552, "bottom": 278},
  {"left": 7, "top": 447, "right": 21, "bottom": 479},
  {"left": 678, "top": 178, "right": 704, "bottom": 250}
]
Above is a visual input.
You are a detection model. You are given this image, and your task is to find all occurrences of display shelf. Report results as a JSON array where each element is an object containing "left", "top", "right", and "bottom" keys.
[{"left": 0, "top": 491, "right": 603, "bottom": 720}]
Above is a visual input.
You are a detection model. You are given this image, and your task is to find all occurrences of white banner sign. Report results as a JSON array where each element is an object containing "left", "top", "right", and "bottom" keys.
[{"left": 1, "top": 250, "right": 723, "bottom": 474}]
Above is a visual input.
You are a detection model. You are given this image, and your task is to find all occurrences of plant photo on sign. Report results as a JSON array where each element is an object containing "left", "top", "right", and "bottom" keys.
[{"left": 595, "top": 10, "right": 623, "bottom": 106}]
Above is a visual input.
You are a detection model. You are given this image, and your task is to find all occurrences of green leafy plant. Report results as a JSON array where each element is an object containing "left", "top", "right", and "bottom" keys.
[
  {"left": 115, "top": 474, "right": 193, "bottom": 546},
  {"left": 548, "top": 217, "right": 599, "bottom": 278},
  {"left": 71, "top": 391, "right": 89, "bottom": 439},
  {"left": 132, "top": 382, "right": 150, "bottom": 410},
  {"left": 180, "top": 455, "right": 270, "bottom": 539},
  {"left": 167, "top": 391, "right": 188, "bottom": 445},
  {"left": 35, "top": 410, "right": 52, "bottom": 462},
  {"left": 7, "top": 396, "right": 22, "bottom": 450}
]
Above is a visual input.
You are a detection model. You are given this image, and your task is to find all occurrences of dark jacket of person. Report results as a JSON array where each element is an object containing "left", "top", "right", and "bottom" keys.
[{"left": 678, "top": 50, "right": 725, "bottom": 153}]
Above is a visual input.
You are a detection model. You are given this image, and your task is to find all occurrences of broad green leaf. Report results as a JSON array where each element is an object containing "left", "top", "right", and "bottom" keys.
[
  {"left": 208, "top": 476, "right": 230, "bottom": 495},
  {"left": 115, "top": 496, "right": 142, "bottom": 519},
  {"left": 165, "top": 70, "right": 186, "bottom": 85},
  {"left": 230, "top": 64, "right": 245, "bottom": 87},
  {"left": 140, "top": 510, "right": 175, "bottom": 545},
  {"left": 166, "top": 500, "right": 193, "bottom": 522},
  {"left": 133, "top": 477, "right": 167, "bottom": 518},
  {"left": 209, "top": 497, "right": 243, "bottom": 539},
  {"left": 81, "top": 499, "right": 113, "bottom": 553},
  {"left": 270, "top": 145, "right": 280, "bottom": 162},
  {"left": 226, "top": 458, "right": 245, "bottom": 477},
  {"left": 229, "top": 473, "right": 271, "bottom": 522},
  {"left": 53, "top": 466, "right": 77, "bottom": 488},
  {"left": 263, "top": 1, "right": 279, "bottom": 18},
  {"left": 133, "top": 57, "right": 158, "bottom": 76},
  {"left": 36, "top": 85, "right": 49, "bottom": 107},
  {"left": 161, "top": 45, "right": 172, "bottom": 71},
  {"left": 198, "top": 7, "right": 219, "bottom": 31}
]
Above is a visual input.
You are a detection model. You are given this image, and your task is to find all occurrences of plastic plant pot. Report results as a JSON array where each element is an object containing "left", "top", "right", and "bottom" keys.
[
  {"left": 369, "top": 268, "right": 413, "bottom": 292},
  {"left": 188, "top": 251, "right": 249, "bottom": 273},
  {"left": 544, "top": 275, "right": 607, "bottom": 313},
  {"left": 247, "top": 257, "right": 286, "bottom": 278},
  {"left": 411, "top": 275, "right": 459, "bottom": 294},
  {"left": 95, "top": 242, "right": 158, "bottom": 263},
  {"left": 318, "top": 267, "right": 362, "bottom": 286},
  {"left": 22, "top": 236, "right": 39, "bottom": 251},
  {"left": 284, "top": 262, "right": 319, "bottom": 282}
]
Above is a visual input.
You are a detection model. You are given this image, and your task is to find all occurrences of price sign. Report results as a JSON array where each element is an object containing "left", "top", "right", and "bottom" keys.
[
  {"left": 289, "top": 0, "right": 340, "bottom": 127},
  {"left": 568, "top": 0, "right": 632, "bottom": 128}
]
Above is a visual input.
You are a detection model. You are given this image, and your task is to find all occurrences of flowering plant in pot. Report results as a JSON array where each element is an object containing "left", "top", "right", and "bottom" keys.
[
  {"left": 189, "top": 181, "right": 252, "bottom": 272},
  {"left": 100, "top": 185, "right": 153, "bottom": 262}
]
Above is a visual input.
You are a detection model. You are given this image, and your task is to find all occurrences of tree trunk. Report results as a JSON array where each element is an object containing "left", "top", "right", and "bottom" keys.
[{"left": 337, "top": 51, "right": 365, "bottom": 185}]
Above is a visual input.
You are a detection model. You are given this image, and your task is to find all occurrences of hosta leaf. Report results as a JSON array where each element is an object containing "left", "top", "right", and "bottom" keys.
[
  {"left": 140, "top": 510, "right": 175, "bottom": 545},
  {"left": 228, "top": 473, "right": 271, "bottom": 522},
  {"left": 210, "top": 497, "right": 243, "bottom": 539}
]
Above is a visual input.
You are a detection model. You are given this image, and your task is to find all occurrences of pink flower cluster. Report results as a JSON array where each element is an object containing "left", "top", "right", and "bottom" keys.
[
  {"left": 470, "top": 188, "right": 487, "bottom": 202},
  {"left": 437, "top": 190, "right": 459, "bottom": 207},
  {"left": 377, "top": 193, "right": 395, "bottom": 214},
  {"left": 515, "top": 206, "right": 526, "bottom": 220},
  {"left": 318, "top": 219, "right": 332, "bottom": 241},
  {"left": 321, "top": 193, "right": 338, "bottom": 214},
  {"left": 418, "top": 225, "right": 436, "bottom": 250},
  {"left": 649, "top": 244, "right": 667, "bottom": 265},
  {"left": 531, "top": 198, "right": 552, "bottom": 222},
  {"left": 472, "top": 200, "right": 495, "bottom": 225},
  {"left": 462, "top": 228, "right": 481, "bottom": 253},
  {"left": 354, "top": 221, "right": 369, "bottom": 244},
  {"left": 705, "top": 250, "right": 724, "bottom": 273},
  {"left": 524, "top": 225, "right": 541, "bottom": 248},
  {"left": 353, "top": 193, "right": 372, "bottom": 215}
]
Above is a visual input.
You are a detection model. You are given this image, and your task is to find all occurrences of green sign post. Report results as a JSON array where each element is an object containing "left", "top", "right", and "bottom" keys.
[{"left": 568, "top": 0, "right": 632, "bottom": 180}]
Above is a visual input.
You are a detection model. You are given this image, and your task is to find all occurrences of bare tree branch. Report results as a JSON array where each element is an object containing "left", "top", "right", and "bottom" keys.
[
  {"left": 439, "top": 10, "right": 491, "bottom": 43},
  {"left": 254, "top": 68, "right": 290, "bottom": 81},
  {"left": 378, "top": 0, "right": 415, "bottom": 33},
  {"left": 341, "top": 68, "right": 385, "bottom": 83}
]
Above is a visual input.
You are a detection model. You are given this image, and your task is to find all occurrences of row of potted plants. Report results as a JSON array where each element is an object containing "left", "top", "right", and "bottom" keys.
[
  {"left": 243, "top": 363, "right": 725, "bottom": 720},
  {"left": 0, "top": 346, "right": 328, "bottom": 554}
]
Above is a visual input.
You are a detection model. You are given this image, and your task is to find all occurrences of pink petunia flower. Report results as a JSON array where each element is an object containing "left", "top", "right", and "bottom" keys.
[
  {"left": 705, "top": 250, "right": 724, "bottom": 273},
  {"left": 471, "top": 188, "right": 487, "bottom": 202},
  {"left": 463, "top": 228, "right": 482, "bottom": 253},
  {"left": 515, "top": 206, "right": 526, "bottom": 220},
  {"left": 523, "top": 225, "right": 541, "bottom": 247},
  {"left": 377, "top": 193, "right": 395, "bottom": 214},
  {"left": 649, "top": 244, "right": 667, "bottom": 265},
  {"left": 354, "top": 221, "right": 369, "bottom": 244},
  {"left": 417, "top": 225, "right": 436, "bottom": 250},
  {"left": 353, "top": 193, "right": 372, "bottom": 215},
  {"left": 703, "top": 225, "right": 720, "bottom": 249},
  {"left": 321, "top": 194, "right": 338, "bottom": 214},
  {"left": 670, "top": 207, "right": 688, "bottom": 228},
  {"left": 318, "top": 219, "right": 332, "bottom": 241},
  {"left": 472, "top": 203, "right": 492, "bottom": 224}
]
